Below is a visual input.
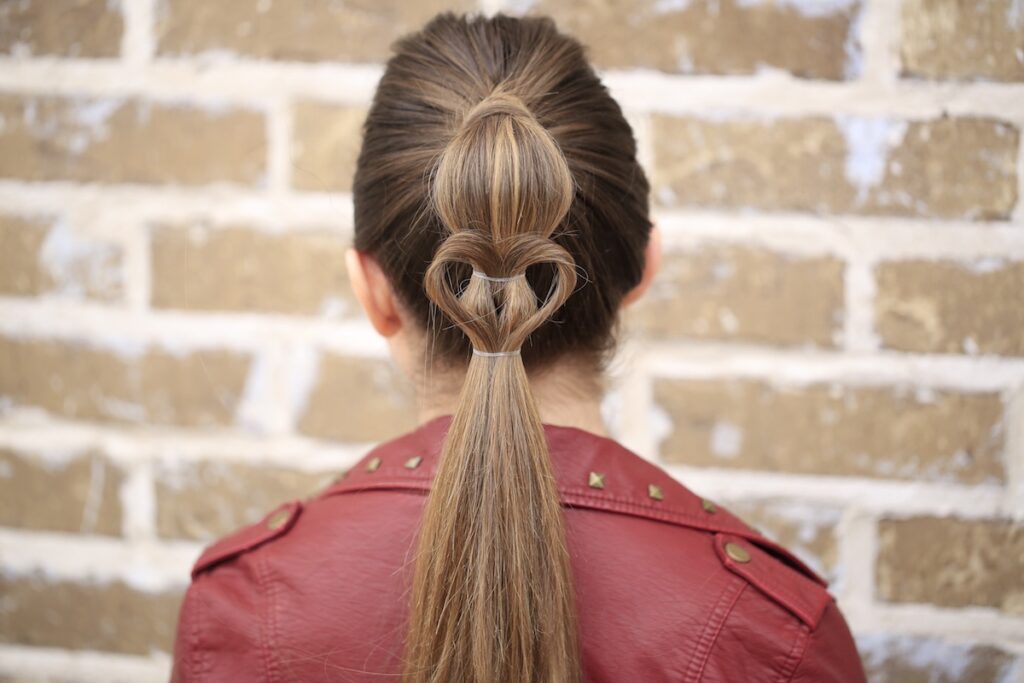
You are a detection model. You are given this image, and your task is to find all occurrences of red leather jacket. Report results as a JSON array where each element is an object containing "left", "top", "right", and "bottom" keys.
[{"left": 171, "top": 414, "right": 866, "bottom": 682}]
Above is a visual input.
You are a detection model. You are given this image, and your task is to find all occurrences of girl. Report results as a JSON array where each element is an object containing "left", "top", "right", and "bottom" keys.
[{"left": 171, "top": 11, "right": 865, "bottom": 682}]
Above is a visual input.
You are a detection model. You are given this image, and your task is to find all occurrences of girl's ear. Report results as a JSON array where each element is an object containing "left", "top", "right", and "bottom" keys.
[
  {"left": 621, "top": 221, "right": 662, "bottom": 308},
  {"left": 345, "top": 248, "right": 403, "bottom": 337}
]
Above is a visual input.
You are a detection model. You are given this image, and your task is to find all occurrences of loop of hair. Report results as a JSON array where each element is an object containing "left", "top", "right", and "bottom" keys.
[{"left": 424, "top": 230, "right": 577, "bottom": 354}]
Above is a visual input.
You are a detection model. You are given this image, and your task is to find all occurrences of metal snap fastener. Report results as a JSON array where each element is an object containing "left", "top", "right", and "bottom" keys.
[
  {"left": 266, "top": 509, "right": 291, "bottom": 531},
  {"left": 725, "top": 542, "right": 751, "bottom": 563}
]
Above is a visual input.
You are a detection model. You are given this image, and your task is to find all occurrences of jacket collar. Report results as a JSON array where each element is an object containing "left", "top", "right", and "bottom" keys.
[{"left": 318, "top": 414, "right": 825, "bottom": 587}]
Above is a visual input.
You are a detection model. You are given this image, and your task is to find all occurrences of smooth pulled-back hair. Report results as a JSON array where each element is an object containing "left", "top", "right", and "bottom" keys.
[{"left": 352, "top": 11, "right": 652, "bottom": 682}]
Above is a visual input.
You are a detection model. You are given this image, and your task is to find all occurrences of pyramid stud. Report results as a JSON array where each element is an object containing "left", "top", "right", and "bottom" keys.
[
  {"left": 404, "top": 455, "right": 423, "bottom": 469},
  {"left": 588, "top": 471, "right": 605, "bottom": 489},
  {"left": 366, "top": 457, "right": 381, "bottom": 472},
  {"left": 648, "top": 484, "right": 664, "bottom": 501}
]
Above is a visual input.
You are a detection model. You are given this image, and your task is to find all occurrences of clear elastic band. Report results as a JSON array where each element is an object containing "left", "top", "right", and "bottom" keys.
[
  {"left": 472, "top": 270, "right": 526, "bottom": 283},
  {"left": 473, "top": 348, "right": 521, "bottom": 357}
]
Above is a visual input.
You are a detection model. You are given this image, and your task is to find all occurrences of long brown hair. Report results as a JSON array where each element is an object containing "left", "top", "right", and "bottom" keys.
[{"left": 352, "top": 12, "right": 652, "bottom": 682}]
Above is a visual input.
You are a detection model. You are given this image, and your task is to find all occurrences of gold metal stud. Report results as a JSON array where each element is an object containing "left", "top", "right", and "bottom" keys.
[
  {"left": 266, "top": 509, "right": 291, "bottom": 531},
  {"left": 725, "top": 542, "right": 751, "bottom": 563},
  {"left": 404, "top": 455, "right": 423, "bottom": 469},
  {"left": 648, "top": 484, "right": 664, "bottom": 501},
  {"left": 588, "top": 471, "right": 605, "bottom": 489},
  {"left": 366, "top": 457, "right": 382, "bottom": 472},
  {"left": 701, "top": 498, "right": 717, "bottom": 514}
]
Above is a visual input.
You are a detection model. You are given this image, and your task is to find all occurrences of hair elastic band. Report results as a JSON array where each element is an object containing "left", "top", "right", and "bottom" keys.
[
  {"left": 472, "top": 270, "right": 526, "bottom": 283},
  {"left": 473, "top": 348, "right": 521, "bottom": 357}
]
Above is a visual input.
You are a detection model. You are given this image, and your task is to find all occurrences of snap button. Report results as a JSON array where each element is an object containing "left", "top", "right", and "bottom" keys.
[
  {"left": 701, "top": 499, "right": 717, "bottom": 514},
  {"left": 266, "top": 508, "right": 291, "bottom": 531},
  {"left": 725, "top": 542, "right": 751, "bottom": 563}
]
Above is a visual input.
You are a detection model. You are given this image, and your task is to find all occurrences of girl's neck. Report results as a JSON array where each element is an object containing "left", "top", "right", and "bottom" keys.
[{"left": 414, "top": 361, "right": 610, "bottom": 437}]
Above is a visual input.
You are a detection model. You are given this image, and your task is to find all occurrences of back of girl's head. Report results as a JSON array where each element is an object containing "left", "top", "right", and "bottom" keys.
[
  {"left": 353, "top": 11, "right": 652, "bottom": 373},
  {"left": 352, "top": 11, "right": 652, "bottom": 683}
]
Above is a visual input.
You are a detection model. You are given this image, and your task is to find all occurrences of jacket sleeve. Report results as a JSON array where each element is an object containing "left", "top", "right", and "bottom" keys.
[
  {"left": 788, "top": 600, "right": 866, "bottom": 683},
  {"left": 170, "top": 560, "right": 268, "bottom": 682}
]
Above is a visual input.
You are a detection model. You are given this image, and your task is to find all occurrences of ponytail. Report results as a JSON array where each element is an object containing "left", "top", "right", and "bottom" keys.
[{"left": 403, "top": 88, "right": 581, "bottom": 683}]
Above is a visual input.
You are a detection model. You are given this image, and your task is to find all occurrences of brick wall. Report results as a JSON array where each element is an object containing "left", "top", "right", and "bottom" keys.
[{"left": 0, "top": 1, "right": 1021, "bottom": 680}]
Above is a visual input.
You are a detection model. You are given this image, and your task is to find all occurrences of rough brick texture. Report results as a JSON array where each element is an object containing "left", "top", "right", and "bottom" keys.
[
  {"left": 530, "top": 0, "right": 862, "bottom": 80},
  {"left": 155, "top": 0, "right": 477, "bottom": 63},
  {"left": 292, "top": 102, "right": 367, "bottom": 193},
  {"left": 0, "top": 0, "right": 123, "bottom": 59},
  {"left": 901, "top": 0, "right": 1024, "bottom": 82},
  {"left": 0, "top": 213, "right": 123, "bottom": 301},
  {"left": 0, "top": 448, "right": 124, "bottom": 536},
  {"left": 627, "top": 245, "right": 844, "bottom": 347},
  {"left": 654, "top": 379, "right": 1005, "bottom": 484},
  {"left": 0, "top": 94, "right": 266, "bottom": 186},
  {"left": 0, "top": 573, "right": 182, "bottom": 655},
  {"left": 876, "top": 517, "right": 1024, "bottom": 613},
  {"left": 876, "top": 258, "right": 1024, "bottom": 357},
  {"left": 652, "top": 115, "right": 1019, "bottom": 220},
  {"left": 151, "top": 224, "right": 355, "bottom": 316},
  {"left": 858, "top": 634, "right": 1021, "bottom": 683},
  {"left": 155, "top": 460, "right": 335, "bottom": 540},
  {"left": 297, "top": 353, "right": 417, "bottom": 443},
  {"left": 0, "top": 335, "right": 252, "bottom": 427}
]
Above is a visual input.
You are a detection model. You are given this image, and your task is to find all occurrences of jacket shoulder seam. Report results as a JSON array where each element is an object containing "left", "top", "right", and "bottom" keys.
[
  {"left": 256, "top": 552, "right": 276, "bottom": 683},
  {"left": 684, "top": 575, "right": 747, "bottom": 682},
  {"left": 713, "top": 533, "right": 831, "bottom": 628},
  {"left": 774, "top": 621, "right": 812, "bottom": 683},
  {"left": 191, "top": 500, "right": 303, "bottom": 579},
  {"left": 191, "top": 575, "right": 207, "bottom": 681}
]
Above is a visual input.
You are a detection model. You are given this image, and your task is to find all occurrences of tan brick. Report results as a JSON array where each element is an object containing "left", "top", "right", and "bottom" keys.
[
  {"left": 0, "top": 448, "right": 124, "bottom": 535},
  {"left": 902, "top": 0, "right": 1024, "bottom": 82},
  {"left": 858, "top": 634, "right": 1019, "bottom": 683},
  {"left": 652, "top": 115, "right": 1019, "bottom": 220},
  {"left": 151, "top": 224, "right": 356, "bottom": 316},
  {"left": 625, "top": 245, "right": 844, "bottom": 347},
  {"left": 876, "top": 259, "right": 1024, "bottom": 357},
  {"left": 297, "top": 353, "right": 416, "bottom": 443},
  {"left": 528, "top": 0, "right": 861, "bottom": 80},
  {"left": 0, "top": 335, "right": 251, "bottom": 427},
  {"left": 877, "top": 517, "right": 1024, "bottom": 613},
  {"left": 291, "top": 102, "right": 366, "bottom": 193},
  {"left": 0, "top": 0, "right": 123, "bottom": 58},
  {"left": 155, "top": 460, "right": 335, "bottom": 540},
  {"left": 0, "top": 213, "right": 123, "bottom": 301},
  {"left": 0, "top": 573, "right": 182, "bottom": 655},
  {"left": 722, "top": 500, "right": 840, "bottom": 583},
  {"left": 0, "top": 94, "right": 266, "bottom": 186},
  {"left": 653, "top": 379, "right": 1004, "bottom": 484},
  {"left": 155, "top": 0, "right": 476, "bottom": 63}
]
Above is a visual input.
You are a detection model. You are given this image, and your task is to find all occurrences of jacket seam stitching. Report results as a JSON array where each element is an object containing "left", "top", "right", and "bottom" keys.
[
  {"left": 684, "top": 576, "right": 746, "bottom": 682},
  {"left": 773, "top": 622, "right": 811, "bottom": 683},
  {"left": 323, "top": 479, "right": 749, "bottom": 532},
  {"left": 256, "top": 555, "right": 277, "bottom": 683},
  {"left": 191, "top": 578, "right": 206, "bottom": 681}
]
